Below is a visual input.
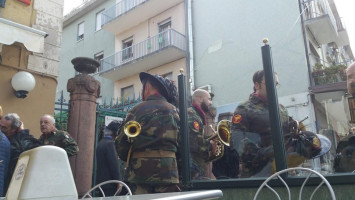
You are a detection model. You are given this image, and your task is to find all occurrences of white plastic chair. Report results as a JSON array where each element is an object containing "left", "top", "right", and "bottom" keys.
[
  {"left": 253, "top": 167, "right": 336, "bottom": 200},
  {"left": 81, "top": 180, "right": 132, "bottom": 199}
]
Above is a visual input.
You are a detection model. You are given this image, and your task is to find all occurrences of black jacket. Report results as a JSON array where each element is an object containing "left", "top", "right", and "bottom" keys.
[
  {"left": 5, "top": 129, "right": 40, "bottom": 192},
  {"left": 96, "top": 136, "right": 120, "bottom": 189}
]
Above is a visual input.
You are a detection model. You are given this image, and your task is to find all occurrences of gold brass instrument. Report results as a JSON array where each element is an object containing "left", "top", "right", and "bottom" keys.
[
  {"left": 123, "top": 120, "right": 141, "bottom": 168},
  {"left": 208, "top": 120, "right": 231, "bottom": 161},
  {"left": 123, "top": 120, "right": 141, "bottom": 139}
]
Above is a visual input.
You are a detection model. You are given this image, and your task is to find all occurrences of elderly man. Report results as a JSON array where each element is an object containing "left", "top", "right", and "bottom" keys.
[
  {"left": 96, "top": 120, "right": 123, "bottom": 196},
  {"left": 0, "top": 113, "right": 40, "bottom": 193},
  {"left": 39, "top": 114, "right": 78, "bottom": 157}
]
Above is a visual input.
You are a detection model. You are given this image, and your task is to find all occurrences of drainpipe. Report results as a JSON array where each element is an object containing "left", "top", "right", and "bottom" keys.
[
  {"left": 298, "top": 0, "right": 313, "bottom": 87},
  {"left": 185, "top": 0, "right": 195, "bottom": 93}
]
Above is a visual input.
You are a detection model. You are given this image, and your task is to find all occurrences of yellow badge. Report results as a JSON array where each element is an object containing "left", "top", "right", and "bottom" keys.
[
  {"left": 232, "top": 114, "right": 242, "bottom": 124},
  {"left": 312, "top": 137, "right": 321, "bottom": 149},
  {"left": 193, "top": 121, "right": 199, "bottom": 130}
]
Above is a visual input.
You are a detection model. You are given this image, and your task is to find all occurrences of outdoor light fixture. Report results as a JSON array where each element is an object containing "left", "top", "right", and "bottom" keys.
[{"left": 11, "top": 71, "right": 36, "bottom": 98}]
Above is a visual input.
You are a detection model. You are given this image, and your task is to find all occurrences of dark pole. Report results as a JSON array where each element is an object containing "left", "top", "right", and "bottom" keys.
[
  {"left": 178, "top": 69, "right": 191, "bottom": 186},
  {"left": 261, "top": 39, "right": 287, "bottom": 173}
]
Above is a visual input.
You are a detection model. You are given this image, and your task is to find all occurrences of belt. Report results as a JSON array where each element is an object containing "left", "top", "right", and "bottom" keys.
[{"left": 131, "top": 150, "right": 176, "bottom": 158}]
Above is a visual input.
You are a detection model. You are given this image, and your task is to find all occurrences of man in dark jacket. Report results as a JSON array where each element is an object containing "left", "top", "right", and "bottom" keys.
[
  {"left": 96, "top": 120, "right": 123, "bottom": 196},
  {"left": 0, "top": 106, "right": 10, "bottom": 197},
  {"left": 0, "top": 113, "right": 40, "bottom": 194}
]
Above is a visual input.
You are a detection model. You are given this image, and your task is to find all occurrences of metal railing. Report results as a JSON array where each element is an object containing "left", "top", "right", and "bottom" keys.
[
  {"left": 101, "top": 0, "right": 147, "bottom": 25},
  {"left": 99, "top": 28, "right": 186, "bottom": 73},
  {"left": 303, "top": 0, "right": 338, "bottom": 32}
]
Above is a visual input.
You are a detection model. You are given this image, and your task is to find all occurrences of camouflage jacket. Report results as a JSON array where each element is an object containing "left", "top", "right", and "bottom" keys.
[
  {"left": 39, "top": 129, "right": 79, "bottom": 157},
  {"left": 231, "top": 93, "right": 289, "bottom": 177},
  {"left": 116, "top": 94, "right": 180, "bottom": 184},
  {"left": 187, "top": 104, "right": 211, "bottom": 179}
]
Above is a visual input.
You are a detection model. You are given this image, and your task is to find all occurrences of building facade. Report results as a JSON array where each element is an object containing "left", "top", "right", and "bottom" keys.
[
  {"left": 0, "top": 0, "right": 63, "bottom": 136},
  {"left": 57, "top": 0, "right": 116, "bottom": 103},
  {"left": 99, "top": 0, "right": 186, "bottom": 102}
]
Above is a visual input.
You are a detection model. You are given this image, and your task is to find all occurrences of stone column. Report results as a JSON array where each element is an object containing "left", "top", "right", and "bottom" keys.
[{"left": 67, "top": 57, "right": 100, "bottom": 196}]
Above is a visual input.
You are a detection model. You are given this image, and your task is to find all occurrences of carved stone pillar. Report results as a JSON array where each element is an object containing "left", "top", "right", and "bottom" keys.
[{"left": 67, "top": 57, "right": 100, "bottom": 196}]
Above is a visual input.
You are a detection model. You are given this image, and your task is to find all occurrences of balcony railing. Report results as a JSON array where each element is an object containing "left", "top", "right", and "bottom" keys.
[
  {"left": 303, "top": 0, "right": 337, "bottom": 32},
  {"left": 101, "top": 0, "right": 147, "bottom": 26},
  {"left": 312, "top": 64, "right": 346, "bottom": 86},
  {"left": 100, "top": 28, "right": 186, "bottom": 73}
]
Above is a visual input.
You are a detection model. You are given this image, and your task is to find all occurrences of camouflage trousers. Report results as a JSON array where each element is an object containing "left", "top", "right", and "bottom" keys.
[{"left": 131, "top": 183, "right": 181, "bottom": 194}]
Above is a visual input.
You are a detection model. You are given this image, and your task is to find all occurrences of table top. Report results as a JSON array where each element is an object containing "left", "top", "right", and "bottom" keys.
[{"left": 87, "top": 190, "right": 223, "bottom": 200}]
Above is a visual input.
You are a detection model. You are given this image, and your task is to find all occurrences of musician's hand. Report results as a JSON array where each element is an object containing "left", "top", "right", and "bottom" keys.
[{"left": 210, "top": 139, "right": 219, "bottom": 154}]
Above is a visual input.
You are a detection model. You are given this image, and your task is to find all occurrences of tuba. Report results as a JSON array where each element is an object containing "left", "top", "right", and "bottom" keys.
[
  {"left": 207, "top": 120, "right": 231, "bottom": 161},
  {"left": 123, "top": 120, "right": 141, "bottom": 141}
]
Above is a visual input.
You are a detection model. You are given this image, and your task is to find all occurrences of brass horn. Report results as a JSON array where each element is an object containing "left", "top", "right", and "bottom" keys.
[
  {"left": 208, "top": 120, "right": 231, "bottom": 161},
  {"left": 124, "top": 120, "right": 141, "bottom": 138}
]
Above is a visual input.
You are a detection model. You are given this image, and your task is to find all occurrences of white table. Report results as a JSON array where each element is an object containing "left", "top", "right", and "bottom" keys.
[{"left": 87, "top": 190, "right": 223, "bottom": 200}]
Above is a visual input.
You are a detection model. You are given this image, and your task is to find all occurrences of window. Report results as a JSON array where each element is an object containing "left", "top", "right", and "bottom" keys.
[
  {"left": 121, "top": 85, "right": 134, "bottom": 103},
  {"left": 162, "top": 72, "right": 173, "bottom": 80},
  {"left": 96, "top": 10, "right": 104, "bottom": 31},
  {"left": 122, "top": 37, "right": 133, "bottom": 60},
  {"left": 158, "top": 19, "right": 171, "bottom": 48},
  {"left": 77, "top": 22, "right": 84, "bottom": 41},
  {"left": 94, "top": 51, "right": 104, "bottom": 72}
]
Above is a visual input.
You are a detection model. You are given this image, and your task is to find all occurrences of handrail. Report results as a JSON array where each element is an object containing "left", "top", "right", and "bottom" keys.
[
  {"left": 101, "top": 0, "right": 147, "bottom": 25},
  {"left": 99, "top": 28, "right": 186, "bottom": 73},
  {"left": 303, "top": 0, "right": 338, "bottom": 32}
]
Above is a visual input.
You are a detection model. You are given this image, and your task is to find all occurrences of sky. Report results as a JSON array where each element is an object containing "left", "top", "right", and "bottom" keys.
[{"left": 63, "top": 0, "right": 355, "bottom": 52}]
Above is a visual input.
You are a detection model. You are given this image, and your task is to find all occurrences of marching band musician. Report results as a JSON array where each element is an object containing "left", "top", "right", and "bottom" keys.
[
  {"left": 231, "top": 70, "right": 330, "bottom": 177},
  {"left": 116, "top": 72, "right": 180, "bottom": 194},
  {"left": 188, "top": 89, "right": 218, "bottom": 179}
]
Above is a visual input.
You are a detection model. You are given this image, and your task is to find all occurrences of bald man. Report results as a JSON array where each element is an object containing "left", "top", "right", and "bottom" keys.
[
  {"left": 347, "top": 62, "right": 355, "bottom": 95},
  {"left": 39, "top": 114, "right": 79, "bottom": 157},
  {"left": 188, "top": 89, "right": 218, "bottom": 179}
]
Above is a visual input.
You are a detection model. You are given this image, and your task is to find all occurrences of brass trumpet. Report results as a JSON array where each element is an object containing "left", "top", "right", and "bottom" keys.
[
  {"left": 124, "top": 120, "right": 141, "bottom": 139},
  {"left": 208, "top": 120, "right": 231, "bottom": 161}
]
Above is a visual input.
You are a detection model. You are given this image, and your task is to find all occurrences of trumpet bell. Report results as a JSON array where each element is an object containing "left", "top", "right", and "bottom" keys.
[{"left": 124, "top": 121, "right": 141, "bottom": 138}]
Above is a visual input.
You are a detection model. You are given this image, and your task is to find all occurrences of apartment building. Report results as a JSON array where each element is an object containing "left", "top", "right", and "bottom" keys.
[
  {"left": 57, "top": 0, "right": 116, "bottom": 103},
  {"left": 192, "top": 0, "right": 353, "bottom": 137},
  {"left": 99, "top": 0, "right": 186, "bottom": 102}
]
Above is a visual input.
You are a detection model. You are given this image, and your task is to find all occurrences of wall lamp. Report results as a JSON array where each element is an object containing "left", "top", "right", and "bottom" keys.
[{"left": 11, "top": 71, "right": 36, "bottom": 98}]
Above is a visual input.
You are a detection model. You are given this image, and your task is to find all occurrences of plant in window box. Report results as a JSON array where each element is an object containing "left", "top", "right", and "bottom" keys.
[{"left": 312, "top": 63, "right": 325, "bottom": 85}]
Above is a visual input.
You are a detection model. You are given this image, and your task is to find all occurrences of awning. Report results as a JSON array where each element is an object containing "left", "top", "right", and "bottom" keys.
[{"left": 0, "top": 18, "right": 47, "bottom": 53}]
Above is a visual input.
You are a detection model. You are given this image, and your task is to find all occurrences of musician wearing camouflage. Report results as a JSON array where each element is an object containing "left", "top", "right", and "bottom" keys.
[
  {"left": 188, "top": 89, "right": 217, "bottom": 179},
  {"left": 39, "top": 114, "right": 78, "bottom": 157},
  {"left": 116, "top": 72, "right": 180, "bottom": 194},
  {"left": 230, "top": 70, "right": 290, "bottom": 177},
  {"left": 231, "top": 70, "right": 329, "bottom": 177}
]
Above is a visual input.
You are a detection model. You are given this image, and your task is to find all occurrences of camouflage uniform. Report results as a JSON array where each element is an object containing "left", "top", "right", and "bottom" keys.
[
  {"left": 39, "top": 129, "right": 79, "bottom": 157},
  {"left": 116, "top": 94, "right": 180, "bottom": 194},
  {"left": 231, "top": 93, "right": 289, "bottom": 177},
  {"left": 187, "top": 104, "right": 212, "bottom": 179}
]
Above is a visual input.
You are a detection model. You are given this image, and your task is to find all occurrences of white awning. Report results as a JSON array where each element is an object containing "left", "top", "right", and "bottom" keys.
[{"left": 0, "top": 18, "right": 47, "bottom": 53}]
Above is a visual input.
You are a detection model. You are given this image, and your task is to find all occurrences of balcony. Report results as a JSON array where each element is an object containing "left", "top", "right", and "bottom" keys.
[
  {"left": 311, "top": 63, "right": 347, "bottom": 92},
  {"left": 303, "top": 0, "right": 338, "bottom": 45},
  {"left": 99, "top": 29, "right": 186, "bottom": 81},
  {"left": 335, "top": 18, "right": 350, "bottom": 46},
  {"left": 102, "top": 0, "right": 184, "bottom": 35}
]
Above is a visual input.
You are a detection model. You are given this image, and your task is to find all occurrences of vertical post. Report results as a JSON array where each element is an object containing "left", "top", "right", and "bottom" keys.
[
  {"left": 178, "top": 69, "right": 191, "bottom": 186},
  {"left": 261, "top": 39, "right": 287, "bottom": 173},
  {"left": 92, "top": 104, "right": 100, "bottom": 197}
]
